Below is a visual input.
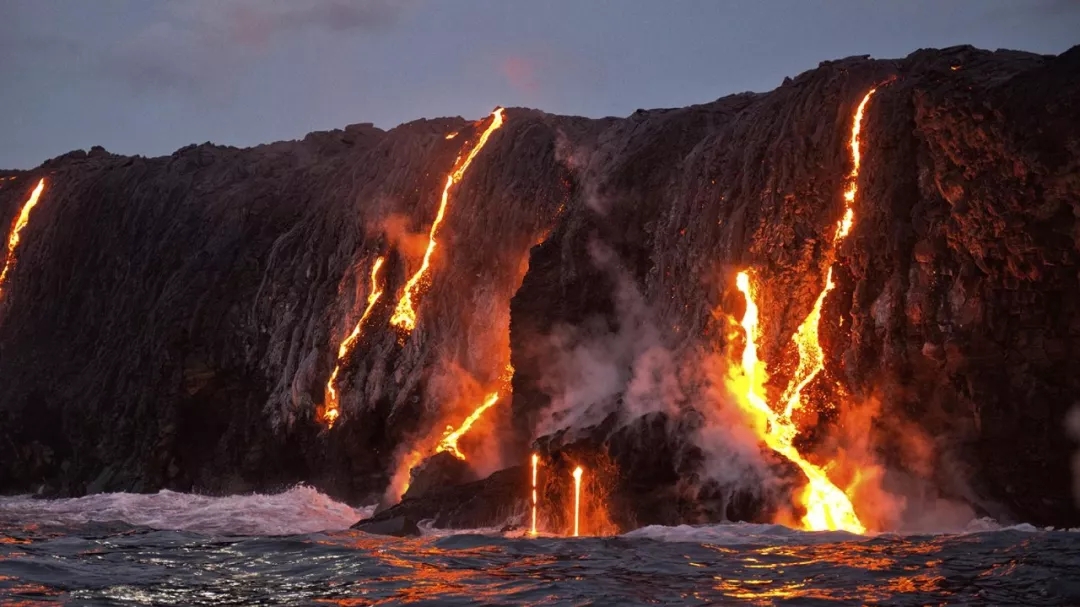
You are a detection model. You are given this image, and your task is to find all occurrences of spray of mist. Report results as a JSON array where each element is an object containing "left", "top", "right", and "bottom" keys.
[{"left": 531, "top": 241, "right": 682, "bottom": 437}]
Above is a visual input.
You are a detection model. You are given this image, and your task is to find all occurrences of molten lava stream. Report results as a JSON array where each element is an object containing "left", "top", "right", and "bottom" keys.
[
  {"left": 396, "top": 368, "right": 513, "bottom": 501},
  {"left": 781, "top": 88, "right": 876, "bottom": 418},
  {"left": 390, "top": 108, "right": 505, "bottom": 334},
  {"left": 724, "top": 89, "right": 879, "bottom": 533},
  {"left": 433, "top": 363, "right": 514, "bottom": 461},
  {"left": 530, "top": 453, "right": 539, "bottom": 536},
  {"left": 0, "top": 178, "right": 46, "bottom": 299},
  {"left": 731, "top": 272, "right": 865, "bottom": 534},
  {"left": 571, "top": 466, "right": 583, "bottom": 537},
  {"left": 322, "top": 256, "right": 386, "bottom": 428},
  {"left": 434, "top": 391, "right": 501, "bottom": 460}
]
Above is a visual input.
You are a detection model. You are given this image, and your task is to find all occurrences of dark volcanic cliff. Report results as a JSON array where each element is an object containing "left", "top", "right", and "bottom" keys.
[{"left": 2, "top": 45, "right": 1078, "bottom": 529}]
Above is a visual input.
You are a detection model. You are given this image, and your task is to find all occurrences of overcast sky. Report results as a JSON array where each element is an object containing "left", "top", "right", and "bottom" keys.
[{"left": 1, "top": 0, "right": 1077, "bottom": 169}]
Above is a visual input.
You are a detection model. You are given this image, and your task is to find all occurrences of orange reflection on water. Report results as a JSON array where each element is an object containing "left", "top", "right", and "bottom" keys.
[
  {"left": 1, "top": 581, "right": 65, "bottom": 606},
  {"left": 313, "top": 532, "right": 563, "bottom": 605},
  {"left": 758, "top": 542, "right": 895, "bottom": 571},
  {"left": 883, "top": 573, "right": 945, "bottom": 594},
  {"left": 712, "top": 577, "right": 836, "bottom": 604},
  {"left": 854, "top": 572, "right": 946, "bottom": 603},
  {"left": 718, "top": 541, "right": 952, "bottom": 604}
]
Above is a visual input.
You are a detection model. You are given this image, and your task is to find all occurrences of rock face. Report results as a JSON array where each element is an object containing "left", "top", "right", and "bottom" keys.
[
  {"left": 351, "top": 515, "right": 420, "bottom": 538},
  {"left": 2, "top": 46, "right": 1079, "bottom": 529},
  {"left": 364, "top": 466, "right": 527, "bottom": 531}
]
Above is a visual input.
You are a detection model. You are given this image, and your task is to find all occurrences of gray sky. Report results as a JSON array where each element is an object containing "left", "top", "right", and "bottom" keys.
[{"left": 1, "top": 0, "right": 1077, "bottom": 169}]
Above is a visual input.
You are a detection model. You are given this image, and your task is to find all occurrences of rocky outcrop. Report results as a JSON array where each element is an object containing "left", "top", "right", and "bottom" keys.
[
  {"left": 2, "top": 45, "right": 1079, "bottom": 529},
  {"left": 351, "top": 515, "right": 420, "bottom": 538},
  {"left": 365, "top": 464, "right": 526, "bottom": 531}
]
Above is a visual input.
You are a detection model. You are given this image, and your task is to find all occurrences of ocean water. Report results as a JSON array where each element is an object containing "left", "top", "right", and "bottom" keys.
[{"left": 2, "top": 488, "right": 1079, "bottom": 605}]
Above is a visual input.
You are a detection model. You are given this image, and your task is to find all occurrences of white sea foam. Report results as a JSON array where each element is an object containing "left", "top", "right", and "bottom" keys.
[
  {"left": 417, "top": 519, "right": 504, "bottom": 538},
  {"left": 621, "top": 522, "right": 861, "bottom": 545},
  {"left": 0, "top": 485, "right": 372, "bottom": 536},
  {"left": 400, "top": 513, "right": 1057, "bottom": 543},
  {"left": 958, "top": 517, "right": 1040, "bottom": 534},
  {"left": 2, "top": 489, "right": 1064, "bottom": 542},
  {"left": 619, "top": 518, "right": 1060, "bottom": 545}
]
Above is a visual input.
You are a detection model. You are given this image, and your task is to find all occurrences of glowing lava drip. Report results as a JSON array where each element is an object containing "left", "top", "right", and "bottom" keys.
[
  {"left": 0, "top": 179, "right": 45, "bottom": 300},
  {"left": 389, "top": 108, "right": 505, "bottom": 334},
  {"left": 726, "top": 90, "right": 877, "bottom": 534},
  {"left": 572, "top": 466, "right": 583, "bottom": 537},
  {"left": 530, "top": 453, "right": 539, "bottom": 536},
  {"left": 322, "top": 256, "right": 386, "bottom": 428}
]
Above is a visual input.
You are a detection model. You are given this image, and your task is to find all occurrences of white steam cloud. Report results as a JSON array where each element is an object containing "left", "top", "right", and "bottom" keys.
[
  {"left": 526, "top": 238, "right": 775, "bottom": 505},
  {"left": 696, "top": 359, "right": 779, "bottom": 493},
  {"left": 532, "top": 240, "right": 684, "bottom": 436}
]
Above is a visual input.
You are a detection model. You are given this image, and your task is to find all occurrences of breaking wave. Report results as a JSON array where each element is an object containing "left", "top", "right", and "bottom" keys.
[
  {"left": 2, "top": 495, "right": 1079, "bottom": 605},
  {"left": 1, "top": 487, "right": 1068, "bottom": 543},
  {"left": 620, "top": 518, "right": 1073, "bottom": 545},
  {"left": 0, "top": 485, "right": 371, "bottom": 536}
]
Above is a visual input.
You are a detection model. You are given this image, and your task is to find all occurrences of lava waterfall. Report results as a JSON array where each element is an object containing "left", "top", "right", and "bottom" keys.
[{"left": 1, "top": 45, "right": 1078, "bottom": 531}]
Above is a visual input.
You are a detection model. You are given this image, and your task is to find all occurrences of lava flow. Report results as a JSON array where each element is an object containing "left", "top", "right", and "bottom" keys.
[
  {"left": 731, "top": 272, "right": 865, "bottom": 533},
  {"left": 725, "top": 90, "right": 878, "bottom": 534},
  {"left": 530, "top": 453, "right": 539, "bottom": 536},
  {"left": 0, "top": 179, "right": 46, "bottom": 300},
  {"left": 390, "top": 108, "right": 505, "bottom": 334},
  {"left": 435, "top": 391, "right": 501, "bottom": 460},
  {"left": 572, "top": 466, "right": 583, "bottom": 537},
  {"left": 322, "top": 256, "right": 386, "bottom": 428},
  {"left": 781, "top": 88, "right": 875, "bottom": 418}
]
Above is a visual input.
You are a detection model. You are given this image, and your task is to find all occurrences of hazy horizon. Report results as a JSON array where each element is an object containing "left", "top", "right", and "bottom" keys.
[{"left": 2, "top": 0, "right": 1078, "bottom": 169}]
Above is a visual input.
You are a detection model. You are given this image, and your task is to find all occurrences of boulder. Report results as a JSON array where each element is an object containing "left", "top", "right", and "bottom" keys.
[{"left": 351, "top": 515, "right": 420, "bottom": 538}]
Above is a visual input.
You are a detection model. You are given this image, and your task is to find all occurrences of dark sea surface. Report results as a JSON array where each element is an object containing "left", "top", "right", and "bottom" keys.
[{"left": 2, "top": 488, "right": 1079, "bottom": 606}]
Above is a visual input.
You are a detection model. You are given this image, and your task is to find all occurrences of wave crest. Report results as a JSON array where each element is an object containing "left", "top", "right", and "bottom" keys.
[{"left": 0, "top": 486, "right": 370, "bottom": 536}]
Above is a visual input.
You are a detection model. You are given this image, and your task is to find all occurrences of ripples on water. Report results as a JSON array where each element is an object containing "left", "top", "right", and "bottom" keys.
[{"left": 1, "top": 488, "right": 1079, "bottom": 605}]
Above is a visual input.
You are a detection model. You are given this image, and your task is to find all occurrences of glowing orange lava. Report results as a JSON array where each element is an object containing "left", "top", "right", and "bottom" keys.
[
  {"left": 782, "top": 89, "right": 876, "bottom": 418},
  {"left": 842, "top": 90, "right": 876, "bottom": 209},
  {"left": 0, "top": 179, "right": 45, "bottom": 300},
  {"left": 731, "top": 272, "right": 865, "bottom": 533},
  {"left": 322, "top": 256, "right": 386, "bottom": 428},
  {"left": 725, "top": 89, "right": 878, "bottom": 533},
  {"left": 572, "top": 466, "right": 583, "bottom": 537},
  {"left": 530, "top": 453, "right": 539, "bottom": 536},
  {"left": 780, "top": 267, "right": 835, "bottom": 418},
  {"left": 390, "top": 108, "right": 506, "bottom": 334},
  {"left": 391, "top": 366, "right": 513, "bottom": 506},
  {"left": 434, "top": 391, "right": 501, "bottom": 460}
]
